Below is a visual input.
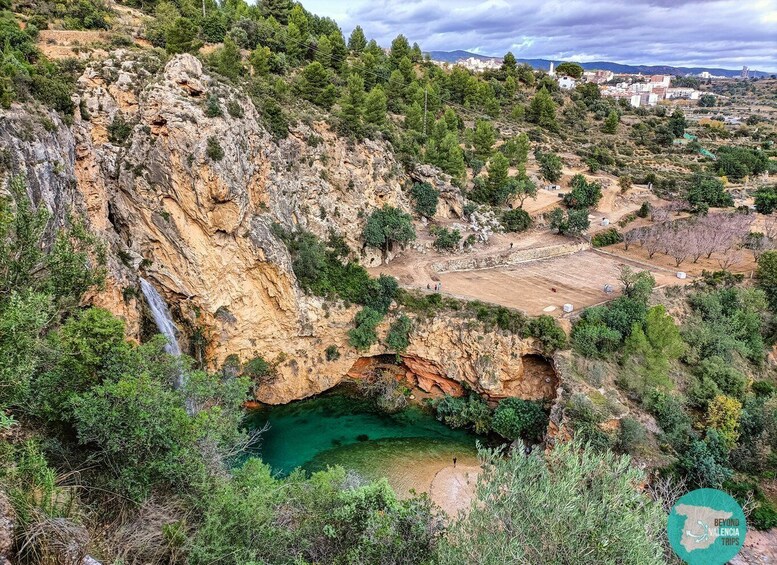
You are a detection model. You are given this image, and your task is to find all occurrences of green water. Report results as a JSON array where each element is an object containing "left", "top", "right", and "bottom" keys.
[{"left": 244, "top": 391, "right": 478, "bottom": 479}]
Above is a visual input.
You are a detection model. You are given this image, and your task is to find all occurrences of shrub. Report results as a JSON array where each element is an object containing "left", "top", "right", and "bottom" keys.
[
  {"left": 205, "top": 94, "right": 222, "bottom": 118},
  {"left": 206, "top": 137, "right": 225, "bottom": 161},
  {"left": 563, "top": 174, "right": 603, "bottom": 209},
  {"left": 547, "top": 207, "right": 590, "bottom": 235},
  {"left": 491, "top": 398, "right": 547, "bottom": 440},
  {"left": 243, "top": 356, "right": 274, "bottom": 382},
  {"left": 525, "top": 315, "right": 567, "bottom": 352},
  {"left": 617, "top": 417, "right": 646, "bottom": 454},
  {"left": 386, "top": 314, "right": 412, "bottom": 354},
  {"left": 410, "top": 182, "right": 439, "bottom": 218},
  {"left": 754, "top": 185, "right": 777, "bottom": 215},
  {"left": 107, "top": 114, "right": 132, "bottom": 144},
  {"left": 431, "top": 226, "right": 461, "bottom": 252},
  {"left": 591, "top": 228, "right": 622, "bottom": 247},
  {"left": 439, "top": 440, "right": 666, "bottom": 564},
  {"left": 227, "top": 100, "right": 244, "bottom": 118},
  {"left": 325, "top": 345, "right": 340, "bottom": 361},
  {"left": 348, "top": 307, "right": 382, "bottom": 351},
  {"left": 433, "top": 394, "right": 492, "bottom": 434},
  {"left": 363, "top": 206, "right": 416, "bottom": 252},
  {"left": 501, "top": 208, "right": 531, "bottom": 232},
  {"left": 636, "top": 201, "right": 651, "bottom": 218}
]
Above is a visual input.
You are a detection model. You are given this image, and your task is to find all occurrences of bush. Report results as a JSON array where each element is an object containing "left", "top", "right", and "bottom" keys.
[
  {"left": 243, "top": 356, "right": 274, "bottom": 382},
  {"left": 617, "top": 417, "right": 646, "bottom": 454},
  {"left": 754, "top": 185, "right": 777, "bottom": 215},
  {"left": 206, "top": 137, "right": 225, "bottom": 161},
  {"left": 439, "top": 440, "right": 666, "bottom": 564},
  {"left": 636, "top": 201, "right": 651, "bottom": 218},
  {"left": 348, "top": 307, "right": 383, "bottom": 351},
  {"left": 525, "top": 315, "right": 566, "bottom": 353},
  {"left": 687, "top": 173, "right": 733, "bottom": 211},
  {"left": 563, "top": 175, "right": 603, "bottom": 209},
  {"left": 325, "top": 345, "right": 340, "bottom": 361},
  {"left": 547, "top": 207, "right": 590, "bottom": 235},
  {"left": 433, "top": 394, "right": 492, "bottom": 434},
  {"left": 571, "top": 321, "right": 621, "bottom": 358},
  {"left": 107, "top": 114, "right": 132, "bottom": 144},
  {"left": 491, "top": 397, "right": 547, "bottom": 440},
  {"left": 431, "top": 226, "right": 461, "bottom": 252},
  {"left": 386, "top": 314, "right": 412, "bottom": 354},
  {"left": 591, "top": 228, "right": 622, "bottom": 247},
  {"left": 205, "top": 94, "right": 222, "bottom": 118},
  {"left": 501, "top": 208, "right": 531, "bottom": 232},
  {"left": 410, "top": 182, "right": 439, "bottom": 218},
  {"left": 227, "top": 100, "right": 244, "bottom": 118},
  {"left": 363, "top": 206, "right": 416, "bottom": 252}
]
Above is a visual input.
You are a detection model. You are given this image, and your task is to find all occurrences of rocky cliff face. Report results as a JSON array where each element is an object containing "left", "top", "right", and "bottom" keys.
[{"left": 0, "top": 50, "right": 558, "bottom": 405}]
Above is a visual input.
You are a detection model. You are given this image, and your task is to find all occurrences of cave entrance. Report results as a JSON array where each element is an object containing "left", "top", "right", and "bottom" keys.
[
  {"left": 346, "top": 354, "right": 464, "bottom": 398},
  {"left": 520, "top": 354, "right": 559, "bottom": 400}
]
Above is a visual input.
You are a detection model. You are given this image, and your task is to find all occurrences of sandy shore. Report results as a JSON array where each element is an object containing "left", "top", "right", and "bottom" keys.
[{"left": 378, "top": 451, "right": 481, "bottom": 515}]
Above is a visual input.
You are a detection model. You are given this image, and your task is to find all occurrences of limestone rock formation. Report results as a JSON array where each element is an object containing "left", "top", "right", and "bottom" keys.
[{"left": 0, "top": 51, "right": 558, "bottom": 405}]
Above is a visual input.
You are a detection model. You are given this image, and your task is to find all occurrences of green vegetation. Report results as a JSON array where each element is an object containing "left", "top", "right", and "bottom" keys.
[
  {"left": 501, "top": 208, "right": 531, "bottom": 232},
  {"left": 754, "top": 185, "right": 777, "bottom": 214},
  {"left": 546, "top": 207, "right": 590, "bottom": 235},
  {"left": 591, "top": 227, "right": 622, "bottom": 247},
  {"left": 363, "top": 205, "right": 416, "bottom": 254},
  {"left": 440, "top": 440, "right": 665, "bottom": 564},
  {"left": 563, "top": 174, "right": 603, "bottom": 209},
  {"left": 409, "top": 182, "right": 438, "bottom": 218},
  {"left": 0, "top": 11, "right": 80, "bottom": 112},
  {"left": 432, "top": 394, "right": 548, "bottom": 442},
  {"left": 431, "top": 225, "right": 462, "bottom": 252}
]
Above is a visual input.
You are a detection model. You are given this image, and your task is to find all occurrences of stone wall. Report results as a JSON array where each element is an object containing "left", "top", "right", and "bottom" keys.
[{"left": 430, "top": 242, "right": 590, "bottom": 273}]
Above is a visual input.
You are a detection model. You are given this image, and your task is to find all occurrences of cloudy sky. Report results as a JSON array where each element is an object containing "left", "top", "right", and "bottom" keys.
[{"left": 301, "top": 0, "right": 777, "bottom": 71}]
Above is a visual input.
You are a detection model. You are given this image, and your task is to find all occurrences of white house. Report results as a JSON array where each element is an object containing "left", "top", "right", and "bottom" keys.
[{"left": 558, "top": 76, "right": 577, "bottom": 90}]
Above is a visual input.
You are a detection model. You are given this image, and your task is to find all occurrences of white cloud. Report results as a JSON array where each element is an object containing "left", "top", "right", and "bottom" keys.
[{"left": 306, "top": 0, "right": 777, "bottom": 70}]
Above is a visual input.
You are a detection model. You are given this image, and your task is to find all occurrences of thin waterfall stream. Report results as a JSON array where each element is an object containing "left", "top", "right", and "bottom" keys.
[{"left": 139, "top": 278, "right": 191, "bottom": 412}]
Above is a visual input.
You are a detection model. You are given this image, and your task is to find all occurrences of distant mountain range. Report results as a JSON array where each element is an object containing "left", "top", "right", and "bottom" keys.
[{"left": 426, "top": 50, "right": 775, "bottom": 78}]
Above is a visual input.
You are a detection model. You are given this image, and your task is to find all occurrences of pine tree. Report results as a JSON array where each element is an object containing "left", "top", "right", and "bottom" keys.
[
  {"left": 501, "top": 51, "right": 517, "bottom": 75},
  {"left": 389, "top": 34, "right": 411, "bottom": 68},
  {"left": 250, "top": 46, "right": 271, "bottom": 76},
  {"left": 166, "top": 18, "right": 199, "bottom": 54},
  {"left": 404, "top": 102, "right": 423, "bottom": 132},
  {"left": 348, "top": 26, "right": 367, "bottom": 53},
  {"left": 527, "top": 88, "right": 558, "bottom": 132},
  {"left": 385, "top": 70, "right": 405, "bottom": 112},
  {"left": 215, "top": 36, "right": 242, "bottom": 79},
  {"left": 472, "top": 119, "right": 496, "bottom": 160},
  {"left": 285, "top": 22, "right": 305, "bottom": 64},
  {"left": 299, "top": 62, "right": 330, "bottom": 106},
  {"left": 261, "top": 0, "right": 293, "bottom": 24},
  {"left": 411, "top": 42, "right": 423, "bottom": 62},
  {"left": 439, "top": 132, "right": 466, "bottom": 180},
  {"left": 487, "top": 153, "right": 510, "bottom": 195},
  {"left": 315, "top": 35, "right": 333, "bottom": 67},
  {"left": 339, "top": 74, "right": 366, "bottom": 136},
  {"left": 328, "top": 31, "right": 347, "bottom": 67},
  {"left": 364, "top": 85, "right": 388, "bottom": 127},
  {"left": 288, "top": 4, "right": 309, "bottom": 38},
  {"left": 602, "top": 110, "right": 619, "bottom": 134}
]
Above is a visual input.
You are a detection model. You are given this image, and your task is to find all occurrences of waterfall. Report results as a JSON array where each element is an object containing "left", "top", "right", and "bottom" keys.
[
  {"left": 139, "top": 278, "right": 182, "bottom": 356},
  {"left": 139, "top": 277, "right": 185, "bottom": 390},
  {"left": 139, "top": 278, "right": 196, "bottom": 416}
]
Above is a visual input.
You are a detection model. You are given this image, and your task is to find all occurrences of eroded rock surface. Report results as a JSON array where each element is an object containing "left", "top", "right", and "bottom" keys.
[{"left": 1, "top": 51, "right": 560, "bottom": 404}]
